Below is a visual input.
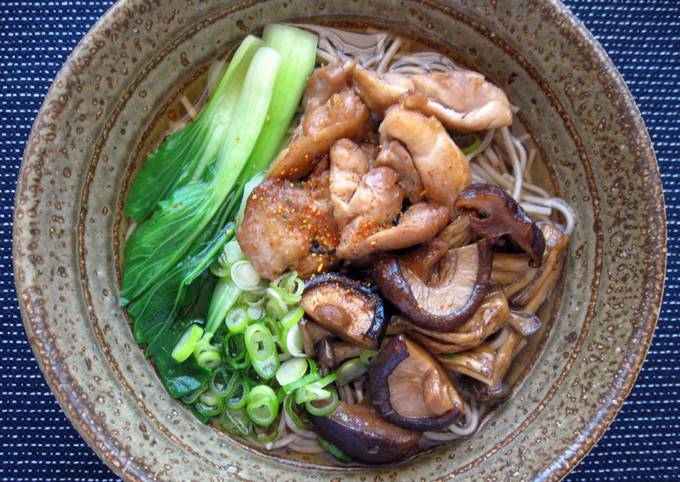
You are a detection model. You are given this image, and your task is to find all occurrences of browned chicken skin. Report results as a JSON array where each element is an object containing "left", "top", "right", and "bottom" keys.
[
  {"left": 303, "top": 60, "right": 357, "bottom": 111},
  {"left": 237, "top": 172, "right": 339, "bottom": 279},
  {"left": 403, "top": 70, "right": 512, "bottom": 132},
  {"left": 267, "top": 89, "right": 370, "bottom": 180},
  {"left": 375, "top": 139, "right": 424, "bottom": 203},
  {"left": 379, "top": 107, "right": 471, "bottom": 214},
  {"left": 352, "top": 66, "right": 413, "bottom": 117}
]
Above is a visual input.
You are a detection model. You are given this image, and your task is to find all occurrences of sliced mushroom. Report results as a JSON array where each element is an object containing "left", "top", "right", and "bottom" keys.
[
  {"left": 369, "top": 335, "right": 463, "bottom": 431},
  {"left": 375, "top": 139, "right": 425, "bottom": 203},
  {"left": 380, "top": 107, "right": 471, "bottom": 213},
  {"left": 403, "top": 70, "right": 512, "bottom": 132},
  {"left": 310, "top": 401, "right": 421, "bottom": 464},
  {"left": 268, "top": 89, "right": 370, "bottom": 180},
  {"left": 490, "top": 223, "right": 569, "bottom": 313},
  {"left": 385, "top": 287, "right": 510, "bottom": 353},
  {"left": 436, "top": 213, "right": 473, "bottom": 249},
  {"left": 455, "top": 183, "right": 545, "bottom": 267},
  {"left": 300, "top": 273, "right": 386, "bottom": 348},
  {"left": 318, "top": 339, "right": 364, "bottom": 368},
  {"left": 299, "top": 318, "right": 334, "bottom": 357},
  {"left": 508, "top": 310, "right": 542, "bottom": 336},
  {"left": 374, "top": 238, "right": 492, "bottom": 332},
  {"left": 439, "top": 328, "right": 523, "bottom": 389},
  {"left": 352, "top": 65, "right": 413, "bottom": 117}
]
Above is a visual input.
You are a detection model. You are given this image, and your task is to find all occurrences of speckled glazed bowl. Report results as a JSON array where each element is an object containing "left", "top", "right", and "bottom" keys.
[{"left": 14, "top": 0, "right": 666, "bottom": 480}]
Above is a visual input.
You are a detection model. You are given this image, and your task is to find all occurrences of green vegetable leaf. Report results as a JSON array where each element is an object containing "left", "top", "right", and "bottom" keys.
[{"left": 124, "top": 35, "right": 264, "bottom": 222}]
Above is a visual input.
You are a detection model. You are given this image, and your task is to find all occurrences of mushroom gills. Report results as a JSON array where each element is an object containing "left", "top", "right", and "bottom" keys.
[
  {"left": 310, "top": 401, "right": 421, "bottom": 464},
  {"left": 300, "top": 273, "right": 386, "bottom": 348},
  {"left": 374, "top": 238, "right": 492, "bottom": 332},
  {"left": 369, "top": 335, "right": 463, "bottom": 431},
  {"left": 455, "top": 183, "right": 546, "bottom": 267}
]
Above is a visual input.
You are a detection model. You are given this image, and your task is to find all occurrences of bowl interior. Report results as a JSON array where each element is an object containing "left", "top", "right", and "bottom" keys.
[{"left": 14, "top": 1, "right": 664, "bottom": 481}]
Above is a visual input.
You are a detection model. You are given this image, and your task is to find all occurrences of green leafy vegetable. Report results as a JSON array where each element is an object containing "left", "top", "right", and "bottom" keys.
[
  {"left": 122, "top": 46, "right": 281, "bottom": 301},
  {"left": 124, "top": 35, "right": 264, "bottom": 222}
]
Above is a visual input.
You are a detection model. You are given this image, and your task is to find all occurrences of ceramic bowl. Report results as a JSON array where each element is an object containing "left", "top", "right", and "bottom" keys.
[{"left": 13, "top": 0, "right": 666, "bottom": 480}]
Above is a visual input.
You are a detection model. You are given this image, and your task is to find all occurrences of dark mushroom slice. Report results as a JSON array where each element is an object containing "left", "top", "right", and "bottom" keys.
[
  {"left": 455, "top": 183, "right": 545, "bottom": 267},
  {"left": 298, "top": 318, "right": 334, "bottom": 357},
  {"left": 490, "top": 223, "right": 569, "bottom": 313},
  {"left": 373, "top": 238, "right": 492, "bottom": 332},
  {"left": 310, "top": 401, "right": 421, "bottom": 464},
  {"left": 369, "top": 335, "right": 464, "bottom": 431},
  {"left": 317, "top": 339, "right": 364, "bottom": 369},
  {"left": 384, "top": 288, "right": 510, "bottom": 353},
  {"left": 470, "top": 380, "right": 512, "bottom": 405},
  {"left": 300, "top": 273, "right": 386, "bottom": 349}
]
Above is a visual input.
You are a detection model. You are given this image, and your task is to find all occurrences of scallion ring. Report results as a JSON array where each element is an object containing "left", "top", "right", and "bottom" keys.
[
  {"left": 359, "top": 349, "right": 378, "bottom": 367},
  {"left": 194, "top": 343, "right": 222, "bottom": 369},
  {"left": 335, "top": 358, "right": 367, "bottom": 386},
  {"left": 225, "top": 306, "right": 249, "bottom": 333},
  {"left": 246, "top": 385, "right": 279, "bottom": 427},
  {"left": 225, "top": 378, "right": 249, "bottom": 410},
  {"left": 231, "top": 260, "right": 263, "bottom": 292},
  {"left": 304, "top": 386, "right": 339, "bottom": 416},
  {"left": 275, "top": 357, "right": 308, "bottom": 386},
  {"left": 171, "top": 324, "right": 204, "bottom": 363}
]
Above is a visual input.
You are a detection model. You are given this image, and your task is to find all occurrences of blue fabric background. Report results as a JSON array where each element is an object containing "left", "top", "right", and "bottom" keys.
[{"left": 1, "top": 1, "right": 678, "bottom": 480}]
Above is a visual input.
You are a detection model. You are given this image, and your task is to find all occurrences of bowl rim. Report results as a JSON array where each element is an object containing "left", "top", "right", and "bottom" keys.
[{"left": 13, "top": 0, "right": 667, "bottom": 480}]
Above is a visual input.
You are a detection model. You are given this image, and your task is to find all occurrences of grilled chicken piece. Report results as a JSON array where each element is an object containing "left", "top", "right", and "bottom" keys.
[
  {"left": 358, "top": 202, "right": 449, "bottom": 254},
  {"left": 335, "top": 166, "right": 405, "bottom": 260},
  {"left": 329, "top": 139, "right": 373, "bottom": 229},
  {"left": 268, "top": 89, "right": 370, "bottom": 180},
  {"left": 330, "top": 139, "right": 448, "bottom": 260},
  {"left": 352, "top": 66, "right": 413, "bottom": 117},
  {"left": 375, "top": 139, "right": 424, "bottom": 203},
  {"left": 237, "top": 172, "right": 339, "bottom": 279},
  {"left": 379, "top": 107, "right": 471, "bottom": 213},
  {"left": 403, "top": 70, "right": 512, "bottom": 132},
  {"left": 303, "top": 60, "right": 356, "bottom": 111}
]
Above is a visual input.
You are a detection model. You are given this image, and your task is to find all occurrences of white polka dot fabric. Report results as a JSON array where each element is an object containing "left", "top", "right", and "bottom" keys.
[{"left": 0, "top": 0, "right": 677, "bottom": 480}]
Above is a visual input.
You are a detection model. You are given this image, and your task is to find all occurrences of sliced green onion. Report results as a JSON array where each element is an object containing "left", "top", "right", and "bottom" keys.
[
  {"left": 319, "top": 436, "right": 351, "bottom": 462},
  {"left": 294, "top": 374, "right": 338, "bottom": 404},
  {"left": 194, "top": 342, "right": 222, "bottom": 369},
  {"left": 273, "top": 271, "right": 304, "bottom": 298},
  {"left": 246, "top": 385, "right": 279, "bottom": 426},
  {"left": 231, "top": 260, "right": 263, "bottom": 291},
  {"left": 281, "top": 371, "right": 320, "bottom": 396},
  {"left": 462, "top": 134, "right": 481, "bottom": 155},
  {"left": 205, "top": 277, "right": 241, "bottom": 340},
  {"left": 335, "top": 358, "right": 367, "bottom": 386},
  {"left": 210, "top": 366, "right": 238, "bottom": 397},
  {"left": 359, "top": 349, "right": 378, "bottom": 367},
  {"left": 279, "top": 306, "right": 304, "bottom": 331},
  {"left": 171, "top": 324, "right": 204, "bottom": 362},
  {"left": 181, "top": 385, "right": 208, "bottom": 405},
  {"left": 282, "top": 323, "right": 305, "bottom": 358},
  {"left": 304, "top": 386, "right": 339, "bottom": 416},
  {"left": 267, "top": 285, "right": 301, "bottom": 306},
  {"left": 284, "top": 395, "right": 311, "bottom": 430},
  {"left": 246, "top": 306, "right": 264, "bottom": 321},
  {"left": 275, "top": 357, "right": 308, "bottom": 386},
  {"left": 219, "top": 409, "right": 252, "bottom": 436},
  {"left": 252, "top": 355, "right": 279, "bottom": 380},
  {"left": 223, "top": 333, "right": 249, "bottom": 370},
  {"left": 243, "top": 291, "right": 264, "bottom": 307},
  {"left": 194, "top": 389, "right": 224, "bottom": 417},
  {"left": 225, "top": 378, "right": 249, "bottom": 409},
  {"left": 245, "top": 323, "right": 276, "bottom": 362},
  {"left": 225, "top": 306, "right": 249, "bottom": 333},
  {"left": 265, "top": 288, "right": 288, "bottom": 319},
  {"left": 223, "top": 239, "right": 245, "bottom": 265}
]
